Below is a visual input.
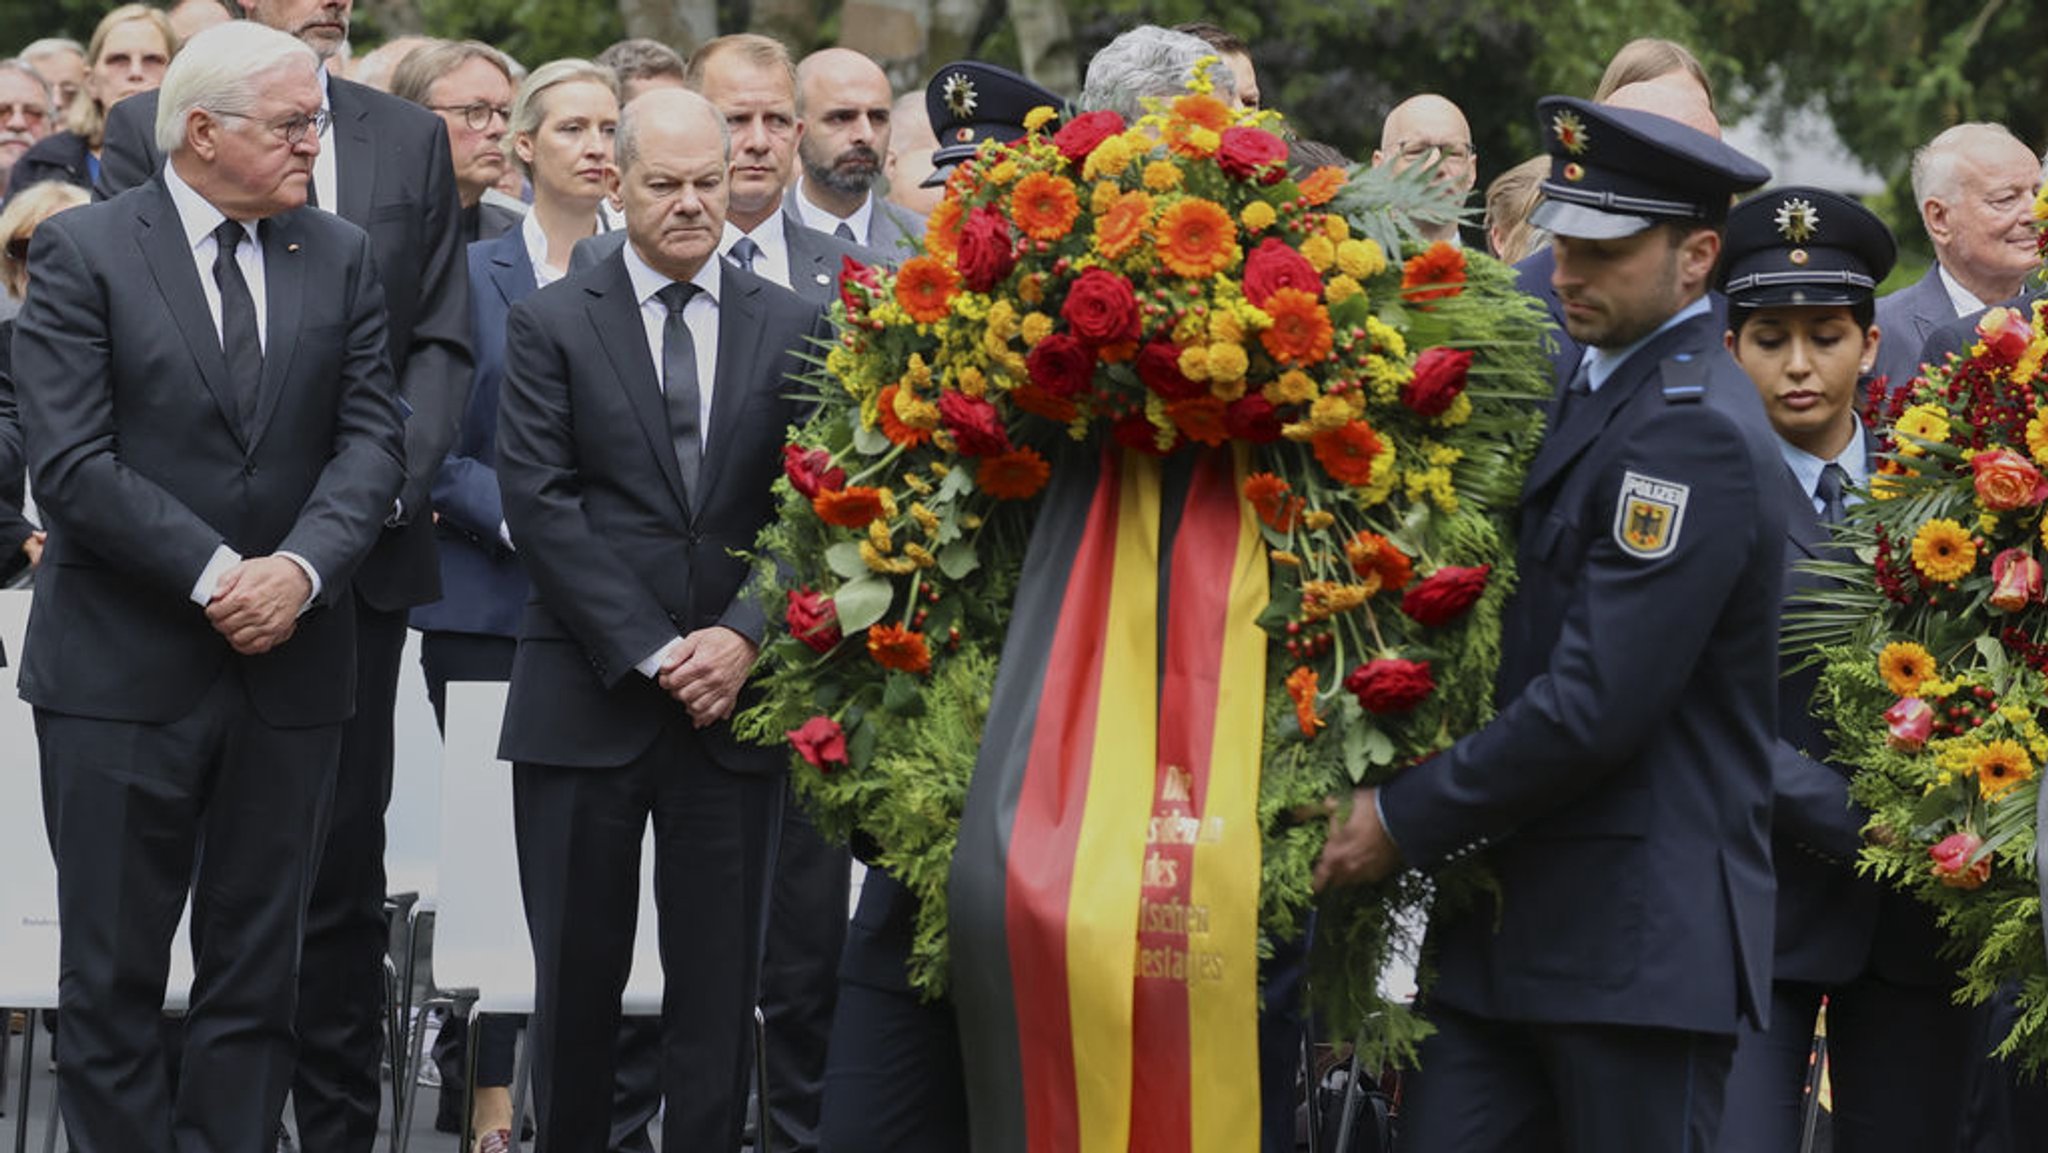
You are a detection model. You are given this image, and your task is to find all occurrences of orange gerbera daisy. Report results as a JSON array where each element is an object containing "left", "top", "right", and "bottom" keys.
[
  {"left": 1285, "top": 665, "right": 1322, "bottom": 738},
  {"left": 1011, "top": 171, "right": 1082, "bottom": 241},
  {"left": 895, "top": 256, "right": 960, "bottom": 324},
  {"left": 1401, "top": 241, "right": 1468, "bottom": 304},
  {"left": 1243, "top": 471, "right": 1304, "bottom": 531},
  {"left": 1172, "top": 93, "right": 1233, "bottom": 131},
  {"left": 876, "top": 385, "right": 932, "bottom": 448},
  {"left": 1165, "top": 396, "right": 1230, "bottom": 445},
  {"left": 813, "top": 485, "right": 889, "bottom": 527},
  {"left": 1344, "top": 530, "right": 1414, "bottom": 594},
  {"left": 1154, "top": 198, "right": 1240, "bottom": 278},
  {"left": 1297, "top": 166, "right": 1346, "bottom": 206},
  {"left": 976, "top": 447, "right": 1052, "bottom": 500},
  {"left": 1975, "top": 739, "right": 2035, "bottom": 801},
  {"left": 1877, "top": 641, "right": 1936, "bottom": 696},
  {"left": 1094, "top": 190, "right": 1154, "bottom": 260},
  {"left": 1259, "top": 288, "right": 1335, "bottom": 366},
  {"left": 1311, "top": 420, "right": 1384, "bottom": 486},
  {"left": 924, "top": 198, "right": 964, "bottom": 259},
  {"left": 867, "top": 623, "right": 932, "bottom": 675}
]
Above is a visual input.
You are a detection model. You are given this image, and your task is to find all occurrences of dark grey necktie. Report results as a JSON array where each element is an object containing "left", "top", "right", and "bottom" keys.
[
  {"left": 1550, "top": 358, "right": 1592, "bottom": 433},
  {"left": 657, "top": 281, "right": 704, "bottom": 500},
  {"left": 834, "top": 221, "right": 856, "bottom": 243},
  {"left": 1816, "top": 461, "right": 1849, "bottom": 527},
  {"left": 728, "top": 236, "right": 760, "bottom": 273},
  {"left": 212, "top": 219, "right": 262, "bottom": 433}
]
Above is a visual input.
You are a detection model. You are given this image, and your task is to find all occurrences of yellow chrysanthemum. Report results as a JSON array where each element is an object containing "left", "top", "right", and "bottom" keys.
[
  {"left": 1974, "top": 739, "right": 2035, "bottom": 801},
  {"left": 1365, "top": 315, "right": 1407, "bottom": 359},
  {"left": 1878, "top": 641, "right": 1936, "bottom": 696},
  {"left": 1143, "top": 159, "right": 1183, "bottom": 191},
  {"left": 1241, "top": 201, "right": 1277, "bottom": 232},
  {"left": 1324, "top": 215, "right": 1351, "bottom": 242},
  {"left": 909, "top": 502, "right": 941, "bottom": 537},
  {"left": 1020, "top": 312, "right": 1054, "bottom": 346},
  {"left": 1358, "top": 441, "right": 1400, "bottom": 506},
  {"left": 1404, "top": 465, "right": 1459, "bottom": 513},
  {"left": 1083, "top": 136, "right": 1134, "bottom": 181},
  {"left": 1270, "top": 550, "right": 1302, "bottom": 567},
  {"left": 1207, "top": 343, "right": 1250, "bottom": 383},
  {"left": 1090, "top": 180, "right": 1121, "bottom": 215},
  {"left": 1264, "top": 370, "right": 1318, "bottom": 406},
  {"left": 1300, "top": 233, "right": 1337, "bottom": 272},
  {"left": 1326, "top": 274, "right": 1364, "bottom": 305},
  {"left": 1434, "top": 392, "right": 1474, "bottom": 427},
  {"left": 1337, "top": 238, "right": 1386, "bottom": 280},
  {"left": 1910, "top": 518, "right": 1977, "bottom": 583},
  {"left": 1301, "top": 509, "right": 1336, "bottom": 531},
  {"left": 1209, "top": 310, "right": 1245, "bottom": 346},
  {"left": 1178, "top": 345, "right": 1213, "bottom": 382},
  {"left": 860, "top": 541, "right": 918, "bottom": 575},
  {"left": 1301, "top": 580, "right": 1371, "bottom": 620},
  {"left": 953, "top": 365, "right": 988, "bottom": 398},
  {"left": 985, "top": 159, "right": 1020, "bottom": 186},
  {"left": 1023, "top": 104, "right": 1058, "bottom": 132},
  {"left": 1895, "top": 403, "right": 1951, "bottom": 453}
]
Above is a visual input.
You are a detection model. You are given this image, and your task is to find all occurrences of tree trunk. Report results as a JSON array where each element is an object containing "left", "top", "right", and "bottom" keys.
[
  {"left": 617, "top": 0, "right": 719, "bottom": 57},
  {"left": 839, "top": 0, "right": 928, "bottom": 88},
  {"left": 925, "top": 0, "right": 982, "bottom": 74},
  {"left": 750, "top": 0, "right": 820, "bottom": 54},
  {"left": 1008, "top": 0, "right": 1076, "bottom": 95}
]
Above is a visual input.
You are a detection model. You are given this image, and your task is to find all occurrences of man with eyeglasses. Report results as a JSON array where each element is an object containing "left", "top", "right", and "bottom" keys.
[
  {"left": 391, "top": 39, "right": 521, "bottom": 244},
  {"left": 11, "top": 22, "right": 405, "bottom": 1149},
  {"left": 1371, "top": 93, "right": 1479, "bottom": 248},
  {"left": 0, "top": 60, "right": 51, "bottom": 204},
  {"left": 96, "top": 2, "right": 473, "bottom": 1150}
]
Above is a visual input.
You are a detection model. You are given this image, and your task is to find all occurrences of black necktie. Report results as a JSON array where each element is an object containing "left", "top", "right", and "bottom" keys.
[
  {"left": 212, "top": 219, "right": 262, "bottom": 433},
  {"left": 834, "top": 222, "right": 856, "bottom": 243},
  {"left": 728, "top": 236, "right": 760, "bottom": 273},
  {"left": 1816, "top": 461, "right": 1849, "bottom": 527},
  {"left": 1550, "top": 358, "right": 1592, "bottom": 434},
  {"left": 657, "top": 281, "right": 704, "bottom": 501}
]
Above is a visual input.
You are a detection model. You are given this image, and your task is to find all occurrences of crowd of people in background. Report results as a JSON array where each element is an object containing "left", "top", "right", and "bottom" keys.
[{"left": 5, "top": 2, "right": 2048, "bottom": 1152}]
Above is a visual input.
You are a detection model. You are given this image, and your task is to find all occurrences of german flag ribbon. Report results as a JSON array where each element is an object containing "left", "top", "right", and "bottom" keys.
[{"left": 951, "top": 442, "right": 1267, "bottom": 1151}]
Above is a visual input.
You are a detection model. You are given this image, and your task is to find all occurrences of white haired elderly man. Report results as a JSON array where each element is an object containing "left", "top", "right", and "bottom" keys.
[
  {"left": 1076, "top": 23, "right": 1236, "bottom": 121},
  {"left": 11, "top": 20, "right": 404, "bottom": 1150}
]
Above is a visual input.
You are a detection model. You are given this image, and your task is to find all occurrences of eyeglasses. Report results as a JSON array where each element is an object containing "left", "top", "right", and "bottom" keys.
[
  {"left": 429, "top": 101, "right": 512, "bottom": 131},
  {"left": 1395, "top": 140, "right": 1476, "bottom": 162},
  {"left": 0, "top": 102, "right": 47, "bottom": 126},
  {"left": 212, "top": 107, "right": 331, "bottom": 146}
]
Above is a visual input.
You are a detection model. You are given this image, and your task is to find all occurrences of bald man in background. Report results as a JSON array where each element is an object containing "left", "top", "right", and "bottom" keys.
[
  {"left": 1374, "top": 93, "right": 1478, "bottom": 247},
  {"left": 789, "top": 47, "right": 924, "bottom": 255},
  {"left": 884, "top": 90, "right": 941, "bottom": 217}
]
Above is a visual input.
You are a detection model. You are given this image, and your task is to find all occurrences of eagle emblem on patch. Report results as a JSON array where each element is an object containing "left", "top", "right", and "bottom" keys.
[{"left": 1613, "top": 470, "right": 1689, "bottom": 559}]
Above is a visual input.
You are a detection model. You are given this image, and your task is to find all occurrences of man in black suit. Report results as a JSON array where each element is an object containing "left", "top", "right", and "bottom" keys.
[
  {"left": 391, "top": 39, "right": 524, "bottom": 245},
  {"left": 1318, "top": 97, "right": 1783, "bottom": 1151},
  {"left": 12, "top": 23, "right": 404, "bottom": 1150},
  {"left": 97, "top": 4, "right": 472, "bottom": 1147},
  {"left": 496, "top": 87, "right": 828, "bottom": 1151}
]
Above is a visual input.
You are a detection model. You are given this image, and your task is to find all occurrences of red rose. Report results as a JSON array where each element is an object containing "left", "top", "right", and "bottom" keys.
[
  {"left": 1224, "top": 395, "right": 1283, "bottom": 443},
  {"left": 782, "top": 444, "right": 846, "bottom": 499},
  {"left": 955, "top": 205, "right": 1018, "bottom": 293},
  {"left": 788, "top": 716, "right": 848, "bottom": 772},
  {"left": 1977, "top": 307, "right": 2030, "bottom": 365},
  {"left": 1052, "top": 110, "right": 1125, "bottom": 164},
  {"left": 785, "top": 587, "right": 842, "bottom": 653},
  {"left": 1112, "top": 412, "right": 1174, "bottom": 456},
  {"left": 1059, "top": 268, "right": 1141, "bottom": 347},
  {"left": 1136, "top": 339, "right": 1204, "bottom": 400},
  {"left": 938, "top": 390, "right": 1011, "bottom": 456},
  {"left": 1343, "top": 658, "right": 1435, "bottom": 713},
  {"left": 1929, "top": 830, "right": 1989, "bottom": 889},
  {"left": 1399, "top": 565, "right": 1491, "bottom": 627},
  {"left": 1402, "top": 347, "right": 1474, "bottom": 418},
  {"left": 1027, "top": 332, "right": 1097, "bottom": 400},
  {"left": 838, "top": 255, "right": 879, "bottom": 317},
  {"left": 1215, "top": 126, "right": 1289, "bottom": 184},
  {"left": 1241, "top": 237, "right": 1321, "bottom": 307}
]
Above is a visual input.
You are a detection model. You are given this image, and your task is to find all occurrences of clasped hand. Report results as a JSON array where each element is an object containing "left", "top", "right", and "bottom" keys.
[
  {"left": 657, "top": 626, "right": 759, "bottom": 728},
  {"left": 1310, "top": 786, "right": 1403, "bottom": 891},
  {"left": 205, "top": 555, "right": 310, "bottom": 655}
]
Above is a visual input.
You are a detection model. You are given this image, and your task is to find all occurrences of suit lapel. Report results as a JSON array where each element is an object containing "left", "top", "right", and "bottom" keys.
[
  {"left": 698, "top": 267, "right": 771, "bottom": 514},
  {"left": 248, "top": 213, "right": 307, "bottom": 446},
  {"left": 135, "top": 181, "right": 246, "bottom": 451},
  {"left": 586, "top": 257, "right": 692, "bottom": 518},
  {"left": 487, "top": 229, "right": 534, "bottom": 311},
  {"left": 782, "top": 211, "right": 836, "bottom": 301},
  {"left": 330, "top": 81, "right": 375, "bottom": 223},
  {"left": 1783, "top": 466, "right": 1826, "bottom": 559},
  {"left": 1521, "top": 319, "right": 1705, "bottom": 497}
]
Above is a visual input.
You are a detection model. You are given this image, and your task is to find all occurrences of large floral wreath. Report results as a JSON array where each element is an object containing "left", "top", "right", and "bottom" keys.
[
  {"left": 1799, "top": 284, "right": 2048, "bottom": 1063},
  {"left": 735, "top": 67, "right": 1552, "bottom": 1054}
]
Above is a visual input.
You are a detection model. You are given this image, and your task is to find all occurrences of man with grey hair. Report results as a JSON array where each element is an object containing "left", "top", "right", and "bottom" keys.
[
  {"left": 497, "top": 85, "right": 827, "bottom": 1153},
  {"left": 17, "top": 38, "right": 83, "bottom": 117},
  {"left": 12, "top": 20, "right": 404, "bottom": 1149},
  {"left": 1872, "top": 122, "right": 2042, "bottom": 393},
  {"left": 1078, "top": 23, "right": 1235, "bottom": 122},
  {"left": 0, "top": 60, "right": 51, "bottom": 211},
  {"left": 596, "top": 36, "right": 688, "bottom": 103}
]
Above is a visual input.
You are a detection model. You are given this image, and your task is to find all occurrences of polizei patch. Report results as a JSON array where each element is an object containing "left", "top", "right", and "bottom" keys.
[{"left": 1613, "top": 470, "right": 1688, "bottom": 559}]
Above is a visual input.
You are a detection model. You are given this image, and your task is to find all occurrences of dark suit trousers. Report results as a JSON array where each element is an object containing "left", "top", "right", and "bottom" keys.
[
  {"left": 760, "top": 779, "right": 851, "bottom": 1153},
  {"left": 38, "top": 671, "right": 340, "bottom": 1153},
  {"left": 293, "top": 597, "right": 405, "bottom": 1153},
  {"left": 514, "top": 718, "right": 776, "bottom": 1153},
  {"left": 1398, "top": 1004, "right": 1736, "bottom": 1153}
]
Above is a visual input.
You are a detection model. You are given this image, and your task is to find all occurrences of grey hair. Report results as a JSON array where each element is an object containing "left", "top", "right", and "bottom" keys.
[
  {"left": 506, "top": 58, "right": 620, "bottom": 177},
  {"left": 1911, "top": 122, "right": 2026, "bottom": 210},
  {"left": 615, "top": 88, "right": 730, "bottom": 174},
  {"left": 0, "top": 59, "right": 51, "bottom": 106},
  {"left": 1078, "top": 24, "right": 1234, "bottom": 122},
  {"left": 17, "top": 39, "right": 85, "bottom": 68},
  {"left": 154, "top": 22, "right": 317, "bottom": 154}
]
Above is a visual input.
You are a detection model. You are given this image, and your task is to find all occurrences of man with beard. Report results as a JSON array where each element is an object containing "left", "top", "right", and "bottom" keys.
[
  {"left": 0, "top": 61, "right": 51, "bottom": 249},
  {"left": 789, "top": 47, "right": 923, "bottom": 256}
]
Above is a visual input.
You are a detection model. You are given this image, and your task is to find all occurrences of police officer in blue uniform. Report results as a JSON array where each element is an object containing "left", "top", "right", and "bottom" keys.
[
  {"left": 1712, "top": 186, "right": 1979, "bottom": 1151},
  {"left": 1315, "top": 95, "right": 1784, "bottom": 1151}
]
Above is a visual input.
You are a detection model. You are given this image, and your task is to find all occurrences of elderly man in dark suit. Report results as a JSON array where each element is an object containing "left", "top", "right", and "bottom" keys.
[
  {"left": 1871, "top": 123, "right": 2041, "bottom": 395},
  {"left": 96, "top": 3, "right": 473, "bottom": 1146},
  {"left": 1318, "top": 97, "right": 1785, "bottom": 1151},
  {"left": 789, "top": 47, "right": 925, "bottom": 257},
  {"left": 13, "top": 22, "right": 404, "bottom": 1150},
  {"left": 496, "top": 86, "right": 828, "bottom": 1151}
]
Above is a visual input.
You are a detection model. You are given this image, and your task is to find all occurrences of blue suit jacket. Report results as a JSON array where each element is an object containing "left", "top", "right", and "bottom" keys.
[
  {"left": 1380, "top": 310, "right": 1788, "bottom": 1035},
  {"left": 410, "top": 229, "right": 534, "bottom": 638}
]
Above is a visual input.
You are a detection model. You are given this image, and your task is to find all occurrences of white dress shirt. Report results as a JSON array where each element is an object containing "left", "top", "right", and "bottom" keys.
[
  {"left": 1937, "top": 264, "right": 1988, "bottom": 318},
  {"left": 789, "top": 178, "right": 873, "bottom": 245},
  {"left": 720, "top": 212, "right": 791, "bottom": 290},
  {"left": 1779, "top": 421, "right": 1868, "bottom": 518}
]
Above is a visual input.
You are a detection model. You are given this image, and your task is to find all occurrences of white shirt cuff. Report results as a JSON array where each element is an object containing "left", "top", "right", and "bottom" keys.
[
  {"left": 635, "top": 635, "right": 685, "bottom": 679},
  {"left": 277, "top": 551, "right": 322, "bottom": 614},
  {"left": 190, "top": 543, "right": 242, "bottom": 606}
]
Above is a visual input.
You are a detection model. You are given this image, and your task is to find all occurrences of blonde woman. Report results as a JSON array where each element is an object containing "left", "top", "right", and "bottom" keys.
[{"left": 6, "top": 4, "right": 174, "bottom": 197}]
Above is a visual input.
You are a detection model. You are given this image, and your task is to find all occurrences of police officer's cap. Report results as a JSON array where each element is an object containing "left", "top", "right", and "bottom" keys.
[
  {"left": 1716, "top": 185, "right": 1896, "bottom": 311},
  {"left": 922, "top": 61, "right": 1066, "bottom": 188},
  {"left": 1529, "top": 95, "right": 1770, "bottom": 241}
]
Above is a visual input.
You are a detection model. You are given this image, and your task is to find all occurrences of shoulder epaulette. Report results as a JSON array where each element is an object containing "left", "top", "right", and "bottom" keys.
[{"left": 1659, "top": 352, "right": 1708, "bottom": 404}]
